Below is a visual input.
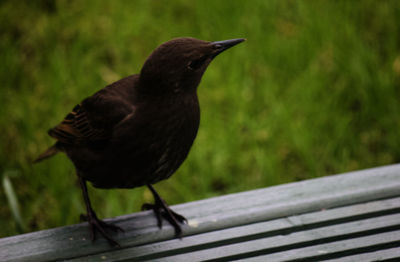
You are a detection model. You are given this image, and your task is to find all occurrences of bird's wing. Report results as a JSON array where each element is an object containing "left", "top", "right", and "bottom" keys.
[
  {"left": 49, "top": 80, "right": 135, "bottom": 145},
  {"left": 48, "top": 103, "right": 107, "bottom": 144}
]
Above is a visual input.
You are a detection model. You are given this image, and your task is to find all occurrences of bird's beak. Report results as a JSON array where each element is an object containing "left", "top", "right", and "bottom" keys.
[{"left": 210, "top": 38, "right": 246, "bottom": 57}]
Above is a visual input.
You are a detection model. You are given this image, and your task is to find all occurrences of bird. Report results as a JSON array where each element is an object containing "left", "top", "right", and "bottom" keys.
[{"left": 35, "top": 37, "right": 245, "bottom": 246}]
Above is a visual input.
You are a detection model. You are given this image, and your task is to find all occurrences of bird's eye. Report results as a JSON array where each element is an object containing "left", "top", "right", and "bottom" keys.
[{"left": 188, "top": 55, "right": 208, "bottom": 70}]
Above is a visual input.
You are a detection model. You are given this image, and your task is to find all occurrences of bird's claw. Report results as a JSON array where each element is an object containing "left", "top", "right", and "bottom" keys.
[
  {"left": 142, "top": 199, "right": 187, "bottom": 238},
  {"left": 80, "top": 211, "right": 123, "bottom": 247}
]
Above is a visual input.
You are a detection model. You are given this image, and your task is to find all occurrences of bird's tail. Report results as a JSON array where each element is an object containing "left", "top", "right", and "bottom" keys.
[{"left": 33, "top": 144, "right": 60, "bottom": 163}]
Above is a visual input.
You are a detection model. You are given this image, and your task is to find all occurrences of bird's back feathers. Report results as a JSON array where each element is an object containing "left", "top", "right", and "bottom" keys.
[{"left": 48, "top": 75, "right": 137, "bottom": 146}]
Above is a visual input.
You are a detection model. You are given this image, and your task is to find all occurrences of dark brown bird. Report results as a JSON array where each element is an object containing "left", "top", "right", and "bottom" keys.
[{"left": 35, "top": 37, "right": 245, "bottom": 246}]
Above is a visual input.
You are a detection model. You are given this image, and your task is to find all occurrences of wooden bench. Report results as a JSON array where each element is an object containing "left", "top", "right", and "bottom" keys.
[{"left": 1, "top": 164, "right": 400, "bottom": 261}]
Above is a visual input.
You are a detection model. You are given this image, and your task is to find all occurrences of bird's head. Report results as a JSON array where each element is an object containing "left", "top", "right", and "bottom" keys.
[{"left": 139, "top": 37, "right": 245, "bottom": 96}]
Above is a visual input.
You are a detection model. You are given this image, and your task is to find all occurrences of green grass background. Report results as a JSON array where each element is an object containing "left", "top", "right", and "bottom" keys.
[{"left": 1, "top": 0, "right": 400, "bottom": 237}]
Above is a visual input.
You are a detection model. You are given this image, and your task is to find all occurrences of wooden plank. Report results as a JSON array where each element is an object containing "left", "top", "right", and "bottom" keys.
[
  {"left": 324, "top": 247, "right": 400, "bottom": 262},
  {"left": 244, "top": 230, "right": 400, "bottom": 262},
  {"left": 145, "top": 213, "right": 400, "bottom": 261},
  {"left": 69, "top": 197, "right": 400, "bottom": 261},
  {"left": 1, "top": 164, "right": 400, "bottom": 261}
]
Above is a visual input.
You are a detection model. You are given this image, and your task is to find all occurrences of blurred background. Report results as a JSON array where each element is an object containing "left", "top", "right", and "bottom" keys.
[{"left": 1, "top": 0, "right": 400, "bottom": 237}]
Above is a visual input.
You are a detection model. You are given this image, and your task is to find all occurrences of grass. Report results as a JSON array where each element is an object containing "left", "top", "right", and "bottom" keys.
[{"left": 1, "top": 0, "right": 400, "bottom": 237}]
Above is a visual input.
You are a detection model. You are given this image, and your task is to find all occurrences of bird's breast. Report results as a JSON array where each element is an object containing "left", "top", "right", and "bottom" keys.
[
  {"left": 105, "top": 97, "right": 200, "bottom": 187},
  {"left": 149, "top": 101, "right": 200, "bottom": 182}
]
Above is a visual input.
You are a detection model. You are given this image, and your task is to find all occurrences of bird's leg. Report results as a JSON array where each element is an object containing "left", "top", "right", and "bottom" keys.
[
  {"left": 142, "top": 184, "right": 187, "bottom": 237},
  {"left": 78, "top": 176, "right": 123, "bottom": 247}
]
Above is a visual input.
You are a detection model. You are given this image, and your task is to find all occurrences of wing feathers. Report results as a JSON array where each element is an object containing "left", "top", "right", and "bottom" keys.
[
  {"left": 47, "top": 75, "right": 138, "bottom": 146},
  {"left": 48, "top": 103, "right": 107, "bottom": 145}
]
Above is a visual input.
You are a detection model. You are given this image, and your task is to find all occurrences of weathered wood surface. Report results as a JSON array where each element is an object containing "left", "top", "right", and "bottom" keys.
[{"left": 1, "top": 164, "right": 400, "bottom": 261}]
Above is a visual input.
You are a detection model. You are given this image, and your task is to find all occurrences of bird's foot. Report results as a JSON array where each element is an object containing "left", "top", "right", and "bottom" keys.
[
  {"left": 80, "top": 210, "right": 124, "bottom": 247},
  {"left": 142, "top": 195, "right": 187, "bottom": 238}
]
